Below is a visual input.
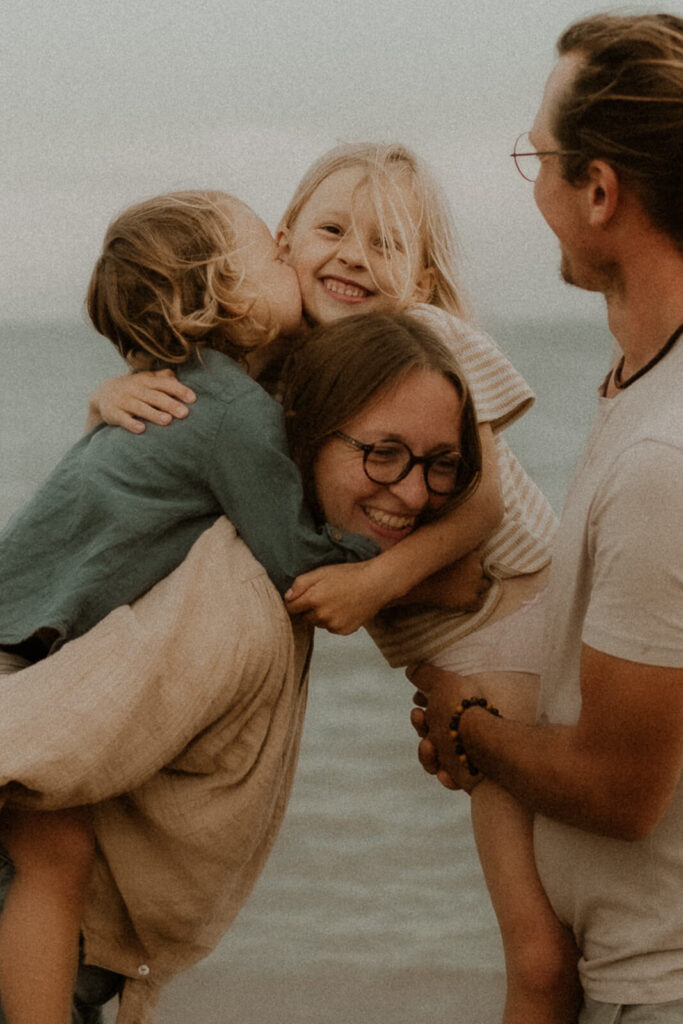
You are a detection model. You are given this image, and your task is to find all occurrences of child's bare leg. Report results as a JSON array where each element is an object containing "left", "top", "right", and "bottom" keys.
[
  {"left": 472, "top": 782, "right": 580, "bottom": 1023},
  {"left": 0, "top": 806, "right": 94, "bottom": 1024},
  {"left": 464, "top": 671, "right": 581, "bottom": 1024}
]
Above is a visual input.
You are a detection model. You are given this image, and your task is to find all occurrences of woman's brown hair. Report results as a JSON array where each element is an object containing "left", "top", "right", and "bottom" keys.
[{"left": 282, "top": 312, "right": 481, "bottom": 521}]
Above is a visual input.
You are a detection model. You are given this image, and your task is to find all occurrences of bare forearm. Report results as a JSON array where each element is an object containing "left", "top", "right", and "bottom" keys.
[
  {"left": 460, "top": 709, "right": 671, "bottom": 840},
  {"left": 414, "top": 647, "right": 683, "bottom": 845},
  {"left": 460, "top": 712, "right": 604, "bottom": 831}
]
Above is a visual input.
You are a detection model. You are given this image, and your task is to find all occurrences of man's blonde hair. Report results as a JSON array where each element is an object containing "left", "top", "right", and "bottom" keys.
[
  {"left": 87, "top": 190, "right": 278, "bottom": 366},
  {"left": 279, "top": 142, "right": 473, "bottom": 321},
  {"left": 557, "top": 13, "right": 683, "bottom": 251}
]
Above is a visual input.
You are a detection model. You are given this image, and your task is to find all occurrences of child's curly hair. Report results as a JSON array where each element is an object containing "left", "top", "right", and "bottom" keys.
[{"left": 87, "top": 190, "right": 278, "bottom": 367}]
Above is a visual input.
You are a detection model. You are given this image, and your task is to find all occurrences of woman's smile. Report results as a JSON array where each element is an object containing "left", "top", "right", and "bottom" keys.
[
  {"left": 314, "top": 368, "right": 463, "bottom": 552},
  {"left": 362, "top": 503, "right": 417, "bottom": 538}
]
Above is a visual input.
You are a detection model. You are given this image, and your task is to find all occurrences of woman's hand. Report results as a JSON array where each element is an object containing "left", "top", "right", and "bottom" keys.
[
  {"left": 284, "top": 561, "right": 389, "bottom": 635},
  {"left": 86, "top": 370, "right": 196, "bottom": 434}
]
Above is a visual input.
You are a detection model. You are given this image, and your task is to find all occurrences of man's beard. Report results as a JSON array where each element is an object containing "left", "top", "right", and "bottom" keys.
[{"left": 560, "top": 246, "right": 618, "bottom": 295}]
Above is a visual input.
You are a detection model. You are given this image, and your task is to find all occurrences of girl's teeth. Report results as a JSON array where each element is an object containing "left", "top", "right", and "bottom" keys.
[
  {"left": 364, "top": 507, "right": 414, "bottom": 530},
  {"left": 324, "top": 279, "right": 368, "bottom": 298}
]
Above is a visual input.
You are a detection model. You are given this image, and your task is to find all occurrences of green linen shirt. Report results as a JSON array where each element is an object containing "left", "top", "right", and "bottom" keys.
[{"left": 0, "top": 348, "right": 376, "bottom": 651}]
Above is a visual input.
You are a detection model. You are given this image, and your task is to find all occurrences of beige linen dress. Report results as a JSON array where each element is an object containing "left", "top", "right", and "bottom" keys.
[{"left": 0, "top": 517, "right": 313, "bottom": 1023}]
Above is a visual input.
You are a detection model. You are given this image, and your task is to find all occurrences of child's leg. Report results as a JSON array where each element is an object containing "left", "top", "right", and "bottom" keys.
[
  {"left": 463, "top": 671, "right": 581, "bottom": 1024},
  {"left": 0, "top": 806, "right": 94, "bottom": 1024}
]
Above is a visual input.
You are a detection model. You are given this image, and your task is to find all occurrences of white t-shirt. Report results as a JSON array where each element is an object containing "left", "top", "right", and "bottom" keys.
[{"left": 534, "top": 337, "right": 683, "bottom": 1004}]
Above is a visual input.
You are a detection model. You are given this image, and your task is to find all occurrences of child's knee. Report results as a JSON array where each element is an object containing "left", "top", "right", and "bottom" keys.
[
  {"left": 44, "top": 813, "right": 95, "bottom": 874},
  {"left": 5, "top": 809, "right": 95, "bottom": 885},
  {"left": 508, "top": 926, "right": 579, "bottom": 1001}
]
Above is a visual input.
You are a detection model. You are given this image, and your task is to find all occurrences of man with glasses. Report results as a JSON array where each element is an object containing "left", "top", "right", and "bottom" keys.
[{"left": 411, "top": 13, "right": 683, "bottom": 1022}]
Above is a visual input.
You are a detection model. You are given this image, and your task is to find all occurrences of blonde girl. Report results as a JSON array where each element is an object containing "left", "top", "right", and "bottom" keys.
[{"left": 91, "top": 145, "right": 579, "bottom": 1023}]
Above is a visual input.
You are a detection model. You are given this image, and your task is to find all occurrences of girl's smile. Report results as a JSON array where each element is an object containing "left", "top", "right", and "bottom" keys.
[
  {"left": 321, "top": 275, "right": 374, "bottom": 303},
  {"left": 278, "top": 164, "right": 433, "bottom": 325}
]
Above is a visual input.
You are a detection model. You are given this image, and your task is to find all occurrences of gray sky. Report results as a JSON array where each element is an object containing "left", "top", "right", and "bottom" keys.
[{"left": 1, "top": 0, "right": 667, "bottom": 323}]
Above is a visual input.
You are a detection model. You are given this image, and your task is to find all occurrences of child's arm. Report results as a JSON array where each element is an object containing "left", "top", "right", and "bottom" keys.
[
  {"left": 284, "top": 424, "right": 503, "bottom": 633},
  {"left": 85, "top": 370, "right": 196, "bottom": 434},
  {"left": 394, "top": 546, "right": 492, "bottom": 611}
]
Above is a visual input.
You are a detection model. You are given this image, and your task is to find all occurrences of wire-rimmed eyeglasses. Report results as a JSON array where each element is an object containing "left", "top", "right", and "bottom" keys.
[
  {"left": 510, "top": 131, "right": 579, "bottom": 182},
  {"left": 333, "top": 431, "right": 464, "bottom": 496}
]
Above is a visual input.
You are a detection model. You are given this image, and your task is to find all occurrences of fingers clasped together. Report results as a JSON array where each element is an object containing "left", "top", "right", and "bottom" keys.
[{"left": 406, "top": 663, "right": 485, "bottom": 794}]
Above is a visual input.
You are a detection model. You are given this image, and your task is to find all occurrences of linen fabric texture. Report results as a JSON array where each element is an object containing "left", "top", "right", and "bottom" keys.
[{"left": 0, "top": 518, "right": 313, "bottom": 1024}]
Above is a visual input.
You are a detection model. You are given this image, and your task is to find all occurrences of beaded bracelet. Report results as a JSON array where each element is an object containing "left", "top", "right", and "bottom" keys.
[{"left": 449, "top": 697, "right": 501, "bottom": 777}]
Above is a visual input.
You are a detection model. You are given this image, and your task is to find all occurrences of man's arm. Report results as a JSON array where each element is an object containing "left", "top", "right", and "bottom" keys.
[{"left": 410, "top": 646, "right": 683, "bottom": 840}]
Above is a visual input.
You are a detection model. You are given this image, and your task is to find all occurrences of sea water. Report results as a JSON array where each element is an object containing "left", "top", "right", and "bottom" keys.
[{"left": 1, "top": 316, "right": 612, "bottom": 1021}]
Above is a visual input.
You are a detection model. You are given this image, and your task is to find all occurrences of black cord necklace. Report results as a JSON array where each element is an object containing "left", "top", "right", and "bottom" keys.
[{"left": 612, "top": 322, "right": 683, "bottom": 390}]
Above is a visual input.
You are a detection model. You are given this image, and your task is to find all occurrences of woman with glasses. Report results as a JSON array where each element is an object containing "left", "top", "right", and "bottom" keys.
[{"left": 283, "top": 312, "right": 578, "bottom": 1024}]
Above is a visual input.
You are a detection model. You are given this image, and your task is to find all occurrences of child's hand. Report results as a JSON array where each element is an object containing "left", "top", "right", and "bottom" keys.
[
  {"left": 446, "top": 548, "right": 492, "bottom": 612},
  {"left": 284, "top": 562, "right": 388, "bottom": 635},
  {"left": 400, "top": 547, "right": 491, "bottom": 612},
  {"left": 87, "top": 370, "right": 196, "bottom": 434}
]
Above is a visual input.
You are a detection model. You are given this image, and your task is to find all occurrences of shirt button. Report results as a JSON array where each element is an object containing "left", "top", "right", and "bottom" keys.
[
  {"left": 331, "top": 529, "right": 343, "bottom": 542},
  {"left": 137, "top": 964, "right": 150, "bottom": 977}
]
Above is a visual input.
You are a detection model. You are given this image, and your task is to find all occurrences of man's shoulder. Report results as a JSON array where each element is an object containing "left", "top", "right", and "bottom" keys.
[{"left": 610, "top": 343, "right": 683, "bottom": 448}]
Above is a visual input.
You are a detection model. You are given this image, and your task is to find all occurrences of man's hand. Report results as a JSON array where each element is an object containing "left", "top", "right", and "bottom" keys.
[
  {"left": 407, "top": 664, "right": 486, "bottom": 793},
  {"left": 410, "top": 692, "right": 459, "bottom": 790}
]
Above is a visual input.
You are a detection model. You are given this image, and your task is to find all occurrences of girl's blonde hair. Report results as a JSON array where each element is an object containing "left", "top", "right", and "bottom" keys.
[
  {"left": 279, "top": 142, "right": 473, "bottom": 321},
  {"left": 87, "top": 190, "right": 278, "bottom": 367}
]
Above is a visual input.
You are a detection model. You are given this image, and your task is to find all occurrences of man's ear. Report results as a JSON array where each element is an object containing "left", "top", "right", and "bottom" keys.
[
  {"left": 586, "top": 160, "right": 619, "bottom": 227},
  {"left": 276, "top": 227, "right": 291, "bottom": 256},
  {"left": 412, "top": 266, "right": 436, "bottom": 304}
]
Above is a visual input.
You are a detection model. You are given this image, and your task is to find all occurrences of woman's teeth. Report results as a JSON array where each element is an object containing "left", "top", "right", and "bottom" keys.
[{"left": 363, "top": 507, "right": 415, "bottom": 531}]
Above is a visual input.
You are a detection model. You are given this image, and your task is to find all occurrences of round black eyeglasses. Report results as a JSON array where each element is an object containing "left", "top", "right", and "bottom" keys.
[
  {"left": 333, "top": 431, "right": 463, "bottom": 496},
  {"left": 510, "top": 130, "right": 579, "bottom": 182}
]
